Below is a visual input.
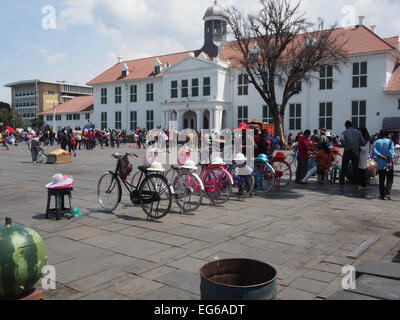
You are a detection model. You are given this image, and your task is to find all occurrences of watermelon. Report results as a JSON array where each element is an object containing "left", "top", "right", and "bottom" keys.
[{"left": 0, "top": 218, "right": 47, "bottom": 298}]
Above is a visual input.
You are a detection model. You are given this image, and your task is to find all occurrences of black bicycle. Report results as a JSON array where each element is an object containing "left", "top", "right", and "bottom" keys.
[{"left": 97, "top": 153, "right": 173, "bottom": 220}]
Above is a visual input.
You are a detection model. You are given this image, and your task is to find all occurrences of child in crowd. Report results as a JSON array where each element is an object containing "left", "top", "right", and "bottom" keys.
[{"left": 302, "top": 142, "right": 336, "bottom": 184}]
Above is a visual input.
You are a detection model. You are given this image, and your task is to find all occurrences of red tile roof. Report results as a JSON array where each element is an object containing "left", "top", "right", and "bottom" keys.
[
  {"left": 87, "top": 51, "right": 194, "bottom": 85},
  {"left": 385, "top": 64, "right": 400, "bottom": 93},
  {"left": 88, "top": 26, "right": 398, "bottom": 84},
  {"left": 384, "top": 36, "right": 399, "bottom": 48},
  {"left": 220, "top": 26, "right": 396, "bottom": 68},
  {"left": 39, "top": 96, "right": 94, "bottom": 115}
]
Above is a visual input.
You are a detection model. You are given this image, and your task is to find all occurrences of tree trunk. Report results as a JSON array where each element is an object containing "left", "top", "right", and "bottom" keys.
[{"left": 274, "top": 112, "right": 288, "bottom": 148}]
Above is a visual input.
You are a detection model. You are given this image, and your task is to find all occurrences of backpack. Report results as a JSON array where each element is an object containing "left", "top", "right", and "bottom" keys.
[
  {"left": 70, "top": 136, "right": 76, "bottom": 146},
  {"left": 119, "top": 155, "right": 133, "bottom": 180}
]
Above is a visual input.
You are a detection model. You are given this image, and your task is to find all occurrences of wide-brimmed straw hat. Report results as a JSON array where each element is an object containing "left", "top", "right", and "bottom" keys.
[
  {"left": 45, "top": 174, "right": 74, "bottom": 189},
  {"left": 147, "top": 161, "right": 165, "bottom": 172}
]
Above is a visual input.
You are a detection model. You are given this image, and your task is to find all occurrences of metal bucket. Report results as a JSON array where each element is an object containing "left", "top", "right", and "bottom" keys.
[{"left": 200, "top": 259, "right": 277, "bottom": 300}]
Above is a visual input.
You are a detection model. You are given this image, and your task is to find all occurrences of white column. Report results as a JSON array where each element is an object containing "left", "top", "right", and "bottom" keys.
[
  {"left": 166, "top": 111, "right": 170, "bottom": 129},
  {"left": 177, "top": 110, "right": 183, "bottom": 131},
  {"left": 209, "top": 108, "right": 215, "bottom": 130},
  {"left": 196, "top": 110, "right": 201, "bottom": 132},
  {"left": 162, "top": 111, "right": 166, "bottom": 129},
  {"left": 215, "top": 109, "right": 223, "bottom": 132}
]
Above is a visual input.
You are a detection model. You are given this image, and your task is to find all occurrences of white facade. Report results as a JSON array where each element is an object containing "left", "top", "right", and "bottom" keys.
[
  {"left": 90, "top": 50, "right": 400, "bottom": 136},
  {"left": 43, "top": 111, "right": 93, "bottom": 131},
  {"left": 88, "top": 4, "right": 400, "bottom": 137}
]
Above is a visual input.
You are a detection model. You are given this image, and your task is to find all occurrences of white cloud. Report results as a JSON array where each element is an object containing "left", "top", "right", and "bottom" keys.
[
  {"left": 38, "top": 49, "right": 68, "bottom": 64},
  {"left": 58, "top": 0, "right": 399, "bottom": 67}
]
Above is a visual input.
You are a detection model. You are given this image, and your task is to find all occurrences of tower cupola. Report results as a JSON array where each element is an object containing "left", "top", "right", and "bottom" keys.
[{"left": 200, "top": 1, "right": 228, "bottom": 59}]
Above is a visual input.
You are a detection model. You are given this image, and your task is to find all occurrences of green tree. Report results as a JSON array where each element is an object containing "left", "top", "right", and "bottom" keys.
[
  {"left": 0, "top": 102, "right": 10, "bottom": 112},
  {"left": 30, "top": 117, "right": 44, "bottom": 130},
  {"left": 0, "top": 108, "right": 26, "bottom": 129}
]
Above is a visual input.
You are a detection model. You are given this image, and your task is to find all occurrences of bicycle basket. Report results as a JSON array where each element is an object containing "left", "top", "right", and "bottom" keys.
[{"left": 119, "top": 155, "right": 133, "bottom": 180}]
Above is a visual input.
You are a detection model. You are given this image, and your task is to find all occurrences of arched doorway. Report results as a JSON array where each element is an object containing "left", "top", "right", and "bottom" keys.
[
  {"left": 183, "top": 110, "right": 197, "bottom": 130},
  {"left": 203, "top": 110, "right": 210, "bottom": 130}
]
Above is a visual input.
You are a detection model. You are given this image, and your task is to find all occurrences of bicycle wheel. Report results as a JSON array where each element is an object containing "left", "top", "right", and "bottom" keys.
[
  {"left": 203, "top": 168, "right": 232, "bottom": 205},
  {"left": 97, "top": 172, "right": 122, "bottom": 213},
  {"left": 164, "top": 168, "right": 178, "bottom": 184},
  {"left": 130, "top": 170, "right": 142, "bottom": 191},
  {"left": 173, "top": 172, "right": 203, "bottom": 212},
  {"left": 272, "top": 160, "right": 292, "bottom": 188},
  {"left": 253, "top": 163, "right": 275, "bottom": 194},
  {"left": 139, "top": 174, "right": 172, "bottom": 219},
  {"left": 228, "top": 164, "right": 255, "bottom": 198},
  {"left": 288, "top": 154, "right": 297, "bottom": 172},
  {"left": 37, "top": 153, "right": 45, "bottom": 164}
]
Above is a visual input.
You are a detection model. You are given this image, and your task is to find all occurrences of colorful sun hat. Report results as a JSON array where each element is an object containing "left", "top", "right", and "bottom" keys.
[
  {"left": 211, "top": 157, "right": 225, "bottom": 165},
  {"left": 236, "top": 123, "right": 249, "bottom": 130},
  {"left": 233, "top": 153, "right": 247, "bottom": 162},
  {"left": 181, "top": 160, "right": 198, "bottom": 170},
  {"left": 45, "top": 174, "right": 74, "bottom": 190},
  {"left": 147, "top": 161, "right": 165, "bottom": 172}
]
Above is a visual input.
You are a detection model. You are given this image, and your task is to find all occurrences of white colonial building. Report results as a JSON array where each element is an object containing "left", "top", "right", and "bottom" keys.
[{"left": 87, "top": 2, "right": 400, "bottom": 137}]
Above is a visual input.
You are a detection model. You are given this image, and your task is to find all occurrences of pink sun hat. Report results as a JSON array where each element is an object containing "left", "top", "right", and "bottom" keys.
[{"left": 45, "top": 174, "right": 74, "bottom": 190}]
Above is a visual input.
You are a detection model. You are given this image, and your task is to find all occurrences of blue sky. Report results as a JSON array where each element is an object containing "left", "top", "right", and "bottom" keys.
[{"left": 1, "top": 0, "right": 399, "bottom": 104}]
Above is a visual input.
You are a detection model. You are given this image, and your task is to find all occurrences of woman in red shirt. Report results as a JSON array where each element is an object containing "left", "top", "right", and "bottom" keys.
[{"left": 295, "top": 130, "right": 312, "bottom": 184}]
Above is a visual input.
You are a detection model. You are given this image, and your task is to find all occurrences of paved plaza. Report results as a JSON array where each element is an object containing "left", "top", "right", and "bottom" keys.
[{"left": 1, "top": 144, "right": 400, "bottom": 300}]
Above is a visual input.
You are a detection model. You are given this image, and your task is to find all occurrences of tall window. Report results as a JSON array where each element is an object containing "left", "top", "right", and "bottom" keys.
[
  {"left": 181, "top": 80, "right": 189, "bottom": 98},
  {"left": 101, "top": 112, "right": 107, "bottom": 130},
  {"left": 262, "top": 105, "right": 273, "bottom": 124},
  {"left": 115, "top": 111, "right": 122, "bottom": 129},
  {"left": 289, "top": 104, "right": 302, "bottom": 130},
  {"left": 238, "top": 106, "right": 248, "bottom": 125},
  {"left": 319, "top": 102, "right": 333, "bottom": 130},
  {"left": 289, "top": 80, "right": 302, "bottom": 93},
  {"left": 192, "top": 79, "right": 199, "bottom": 97},
  {"left": 115, "top": 87, "right": 122, "bottom": 104},
  {"left": 55, "top": 115, "right": 62, "bottom": 121},
  {"left": 203, "top": 77, "right": 211, "bottom": 96},
  {"left": 66, "top": 114, "right": 73, "bottom": 121},
  {"left": 238, "top": 74, "right": 249, "bottom": 96},
  {"left": 146, "top": 110, "right": 154, "bottom": 130},
  {"left": 130, "top": 111, "right": 137, "bottom": 131},
  {"left": 101, "top": 88, "right": 107, "bottom": 104},
  {"left": 352, "top": 100, "right": 367, "bottom": 128},
  {"left": 171, "top": 81, "right": 178, "bottom": 98},
  {"left": 130, "top": 85, "right": 137, "bottom": 103},
  {"left": 46, "top": 115, "right": 53, "bottom": 121},
  {"left": 85, "top": 113, "right": 90, "bottom": 120},
  {"left": 352, "top": 62, "right": 367, "bottom": 88},
  {"left": 320, "top": 65, "right": 333, "bottom": 90},
  {"left": 73, "top": 114, "right": 80, "bottom": 120},
  {"left": 146, "top": 83, "right": 154, "bottom": 101}
]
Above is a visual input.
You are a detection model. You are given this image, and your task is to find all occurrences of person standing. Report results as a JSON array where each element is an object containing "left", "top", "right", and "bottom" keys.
[
  {"left": 373, "top": 130, "right": 395, "bottom": 200},
  {"left": 258, "top": 130, "right": 272, "bottom": 156},
  {"left": 339, "top": 121, "right": 366, "bottom": 187},
  {"left": 296, "top": 130, "right": 312, "bottom": 184},
  {"left": 30, "top": 137, "right": 45, "bottom": 163},
  {"left": 58, "top": 129, "right": 68, "bottom": 151},
  {"left": 358, "top": 127, "right": 371, "bottom": 189}
]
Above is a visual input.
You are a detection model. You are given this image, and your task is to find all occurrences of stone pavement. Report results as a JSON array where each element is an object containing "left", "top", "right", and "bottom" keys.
[{"left": 1, "top": 143, "right": 400, "bottom": 300}]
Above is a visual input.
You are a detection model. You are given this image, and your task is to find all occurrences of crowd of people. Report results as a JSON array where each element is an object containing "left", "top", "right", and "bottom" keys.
[
  {"left": 293, "top": 121, "right": 399, "bottom": 200},
  {"left": 2, "top": 121, "right": 399, "bottom": 200}
]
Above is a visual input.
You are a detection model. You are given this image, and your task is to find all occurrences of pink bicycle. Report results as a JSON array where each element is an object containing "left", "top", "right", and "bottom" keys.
[{"left": 199, "top": 161, "right": 234, "bottom": 205}]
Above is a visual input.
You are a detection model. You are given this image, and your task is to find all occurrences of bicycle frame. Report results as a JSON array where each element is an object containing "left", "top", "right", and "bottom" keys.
[
  {"left": 199, "top": 164, "right": 234, "bottom": 186},
  {"left": 173, "top": 168, "right": 205, "bottom": 192}
]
